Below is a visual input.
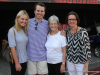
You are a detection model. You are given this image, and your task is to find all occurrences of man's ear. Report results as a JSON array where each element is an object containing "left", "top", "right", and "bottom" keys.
[{"left": 34, "top": 10, "right": 36, "bottom": 14}]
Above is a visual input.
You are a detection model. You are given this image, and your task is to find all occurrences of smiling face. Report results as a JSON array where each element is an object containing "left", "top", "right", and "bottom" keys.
[
  {"left": 17, "top": 14, "right": 28, "bottom": 27},
  {"left": 34, "top": 5, "right": 45, "bottom": 21},
  {"left": 49, "top": 20, "right": 59, "bottom": 31},
  {"left": 68, "top": 15, "right": 77, "bottom": 27}
]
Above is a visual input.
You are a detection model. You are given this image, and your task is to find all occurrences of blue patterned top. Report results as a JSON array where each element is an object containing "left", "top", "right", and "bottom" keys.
[{"left": 27, "top": 18, "right": 50, "bottom": 61}]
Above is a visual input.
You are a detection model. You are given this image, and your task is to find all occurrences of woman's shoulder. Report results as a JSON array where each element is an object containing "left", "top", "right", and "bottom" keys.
[
  {"left": 58, "top": 31, "right": 65, "bottom": 38},
  {"left": 47, "top": 32, "right": 50, "bottom": 38},
  {"left": 79, "top": 27, "right": 88, "bottom": 36},
  {"left": 80, "top": 27, "right": 87, "bottom": 32},
  {"left": 8, "top": 27, "right": 16, "bottom": 33},
  {"left": 9, "top": 27, "right": 14, "bottom": 32},
  {"left": 64, "top": 27, "right": 70, "bottom": 32},
  {"left": 57, "top": 31, "right": 61, "bottom": 35}
]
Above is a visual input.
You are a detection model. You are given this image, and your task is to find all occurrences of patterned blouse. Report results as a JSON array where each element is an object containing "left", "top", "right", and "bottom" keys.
[{"left": 65, "top": 27, "right": 91, "bottom": 64}]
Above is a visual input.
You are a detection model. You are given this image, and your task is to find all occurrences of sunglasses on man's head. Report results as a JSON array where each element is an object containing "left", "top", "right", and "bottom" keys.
[{"left": 35, "top": 23, "right": 38, "bottom": 30}]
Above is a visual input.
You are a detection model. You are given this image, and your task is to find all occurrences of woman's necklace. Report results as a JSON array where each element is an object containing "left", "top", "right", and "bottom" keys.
[
  {"left": 69, "top": 26, "right": 78, "bottom": 39},
  {"left": 50, "top": 30, "right": 59, "bottom": 35},
  {"left": 71, "top": 26, "right": 78, "bottom": 34}
]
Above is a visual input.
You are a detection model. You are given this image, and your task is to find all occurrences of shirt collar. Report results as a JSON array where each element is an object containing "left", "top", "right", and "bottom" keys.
[{"left": 33, "top": 17, "right": 44, "bottom": 23}]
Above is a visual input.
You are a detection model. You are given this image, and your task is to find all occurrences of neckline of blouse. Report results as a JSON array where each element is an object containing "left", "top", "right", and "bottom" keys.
[
  {"left": 49, "top": 31, "right": 59, "bottom": 37},
  {"left": 69, "top": 27, "right": 82, "bottom": 34}
]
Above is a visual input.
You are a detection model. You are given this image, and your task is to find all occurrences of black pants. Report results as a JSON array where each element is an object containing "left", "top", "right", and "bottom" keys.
[
  {"left": 47, "top": 63, "right": 65, "bottom": 75},
  {"left": 10, "top": 62, "right": 27, "bottom": 75}
]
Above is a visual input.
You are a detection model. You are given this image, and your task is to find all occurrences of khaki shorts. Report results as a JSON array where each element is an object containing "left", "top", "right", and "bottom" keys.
[{"left": 27, "top": 60, "right": 48, "bottom": 74}]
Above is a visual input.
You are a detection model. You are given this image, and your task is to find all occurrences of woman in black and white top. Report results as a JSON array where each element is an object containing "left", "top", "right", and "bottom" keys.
[{"left": 65, "top": 11, "right": 91, "bottom": 75}]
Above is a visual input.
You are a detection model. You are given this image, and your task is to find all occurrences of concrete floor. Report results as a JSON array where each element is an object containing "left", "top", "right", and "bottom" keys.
[{"left": 0, "top": 50, "right": 100, "bottom": 75}]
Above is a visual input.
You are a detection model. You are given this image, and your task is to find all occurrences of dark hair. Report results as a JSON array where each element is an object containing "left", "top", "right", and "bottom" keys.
[
  {"left": 65, "top": 11, "right": 80, "bottom": 25},
  {"left": 34, "top": 2, "right": 46, "bottom": 11}
]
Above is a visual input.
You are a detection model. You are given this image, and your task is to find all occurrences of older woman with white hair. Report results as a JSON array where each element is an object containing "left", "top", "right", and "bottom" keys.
[{"left": 45, "top": 15, "right": 67, "bottom": 75}]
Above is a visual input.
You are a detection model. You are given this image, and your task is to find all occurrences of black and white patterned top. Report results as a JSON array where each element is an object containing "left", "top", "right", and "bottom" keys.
[{"left": 65, "top": 27, "right": 91, "bottom": 64}]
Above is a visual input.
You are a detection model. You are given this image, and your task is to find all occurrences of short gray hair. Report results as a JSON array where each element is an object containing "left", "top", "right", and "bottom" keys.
[{"left": 48, "top": 15, "right": 59, "bottom": 25}]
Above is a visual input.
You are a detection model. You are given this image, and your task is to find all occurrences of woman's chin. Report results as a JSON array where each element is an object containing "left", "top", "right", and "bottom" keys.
[
  {"left": 21, "top": 25, "right": 26, "bottom": 27},
  {"left": 51, "top": 29, "right": 57, "bottom": 31},
  {"left": 70, "top": 25, "right": 75, "bottom": 27}
]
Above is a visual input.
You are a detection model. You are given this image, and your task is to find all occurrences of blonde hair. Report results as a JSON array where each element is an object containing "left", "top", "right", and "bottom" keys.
[{"left": 14, "top": 10, "right": 29, "bottom": 35}]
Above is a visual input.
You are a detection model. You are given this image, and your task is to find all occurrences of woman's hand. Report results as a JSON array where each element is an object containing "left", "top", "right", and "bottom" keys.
[
  {"left": 60, "top": 64, "right": 65, "bottom": 73},
  {"left": 60, "top": 46, "right": 66, "bottom": 73},
  {"left": 15, "top": 63, "right": 22, "bottom": 72},
  {"left": 10, "top": 47, "right": 22, "bottom": 72},
  {"left": 83, "top": 60, "right": 89, "bottom": 75},
  {"left": 83, "top": 65, "right": 88, "bottom": 75}
]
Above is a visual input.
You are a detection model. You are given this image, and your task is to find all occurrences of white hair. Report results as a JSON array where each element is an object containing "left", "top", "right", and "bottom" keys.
[{"left": 48, "top": 15, "right": 59, "bottom": 25}]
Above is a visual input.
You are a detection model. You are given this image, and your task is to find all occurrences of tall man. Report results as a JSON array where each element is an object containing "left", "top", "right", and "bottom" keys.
[{"left": 27, "top": 3, "right": 49, "bottom": 75}]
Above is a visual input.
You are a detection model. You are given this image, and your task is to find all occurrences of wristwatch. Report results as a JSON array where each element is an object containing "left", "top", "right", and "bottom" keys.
[{"left": 62, "top": 62, "right": 65, "bottom": 64}]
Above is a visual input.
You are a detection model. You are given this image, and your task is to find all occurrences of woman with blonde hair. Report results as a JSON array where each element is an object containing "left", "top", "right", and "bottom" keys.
[{"left": 8, "top": 10, "right": 29, "bottom": 75}]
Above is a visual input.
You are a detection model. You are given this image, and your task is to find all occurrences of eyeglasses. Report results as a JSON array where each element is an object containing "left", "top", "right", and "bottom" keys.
[
  {"left": 68, "top": 19, "right": 77, "bottom": 21},
  {"left": 35, "top": 23, "right": 38, "bottom": 30}
]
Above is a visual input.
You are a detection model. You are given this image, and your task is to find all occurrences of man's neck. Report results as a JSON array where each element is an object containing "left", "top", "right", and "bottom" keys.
[{"left": 35, "top": 17, "right": 43, "bottom": 23}]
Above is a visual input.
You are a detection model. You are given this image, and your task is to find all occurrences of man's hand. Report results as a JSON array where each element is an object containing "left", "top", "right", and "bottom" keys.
[{"left": 60, "top": 30, "right": 66, "bottom": 36}]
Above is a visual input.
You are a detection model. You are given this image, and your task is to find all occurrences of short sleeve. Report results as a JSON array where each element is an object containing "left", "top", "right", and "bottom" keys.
[
  {"left": 8, "top": 28, "right": 16, "bottom": 47},
  {"left": 61, "top": 36, "right": 67, "bottom": 47}
]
